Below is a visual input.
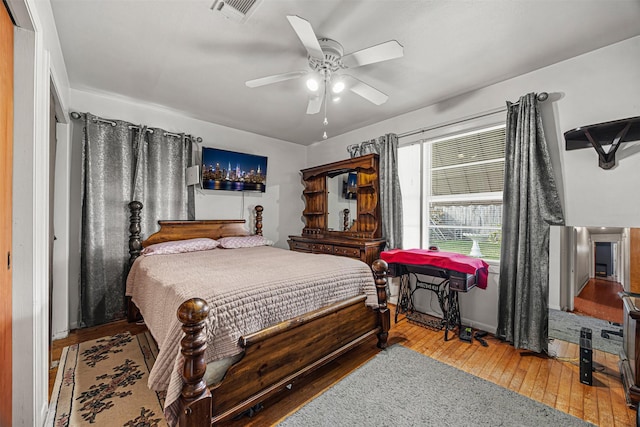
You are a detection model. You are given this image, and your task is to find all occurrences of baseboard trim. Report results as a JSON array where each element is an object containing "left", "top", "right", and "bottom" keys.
[
  {"left": 52, "top": 330, "right": 69, "bottom": 340},
  {"left": 461, "top": 318, "right": 497, "bottom": 335}
]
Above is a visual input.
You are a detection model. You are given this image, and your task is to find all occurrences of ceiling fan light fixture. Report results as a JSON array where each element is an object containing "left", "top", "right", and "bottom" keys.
[
  {"left": 244, "top": 14, "right": 404, "bottom": 142},
  {"left": 306, "top": 75, "right": 320, "bottom": 92},
  {"left": 331, "top": 79, "right": 345, "bottom": 94}
]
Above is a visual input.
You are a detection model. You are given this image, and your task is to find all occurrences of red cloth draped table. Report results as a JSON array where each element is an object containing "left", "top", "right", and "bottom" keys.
[{"left": 381, "top": 249, "right": 489, "bottom": 340}]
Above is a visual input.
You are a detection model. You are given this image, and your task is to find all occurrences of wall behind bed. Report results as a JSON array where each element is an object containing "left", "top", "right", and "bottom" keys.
[{"left": 63, "top": 88, "right": 307, "bottom": 330}]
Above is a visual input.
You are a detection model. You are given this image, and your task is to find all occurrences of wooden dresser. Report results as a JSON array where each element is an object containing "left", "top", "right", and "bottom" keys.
[
  {"left": 288, "top": 154, "right": 386, "bottom": 265},
  {"left": 288, "top": 234, "right": 386, "bottom": 265}
]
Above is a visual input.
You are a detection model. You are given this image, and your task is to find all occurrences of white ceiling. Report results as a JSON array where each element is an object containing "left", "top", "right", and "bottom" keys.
[
  {"left": 50, "top": 0, "right": 640, "bottom": 145},
  {"left": 586, "top": 226, "right": 625, "bottom": 235}
]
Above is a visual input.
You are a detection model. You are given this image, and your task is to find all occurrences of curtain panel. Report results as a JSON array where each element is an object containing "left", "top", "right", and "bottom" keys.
[
  {"left": 348, "top": 133, "right": 403, "bottom": 249},
  {"left": 496, "top": 93, "right": 564, "bottom": 353},
  {"left": 133, "top": 127, "right": 195, "bottom": 240},
  {"left": 81, "top": 113, "right": 194, "bottom": 327}
]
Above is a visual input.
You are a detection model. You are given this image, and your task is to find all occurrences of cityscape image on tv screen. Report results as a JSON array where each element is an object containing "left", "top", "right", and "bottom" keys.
[{"left": 201, "top": 147, "right": 267, "bottom": 192}]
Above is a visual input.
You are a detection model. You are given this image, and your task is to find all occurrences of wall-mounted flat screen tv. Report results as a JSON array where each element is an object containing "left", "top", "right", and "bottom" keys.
[{"left": 201, "top": 147, "right": 267, "bottom": 192}]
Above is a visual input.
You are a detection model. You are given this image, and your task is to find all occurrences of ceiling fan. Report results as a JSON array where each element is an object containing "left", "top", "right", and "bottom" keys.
[{"left": 246, "top": 15, "right": 404, "bottom": 115}]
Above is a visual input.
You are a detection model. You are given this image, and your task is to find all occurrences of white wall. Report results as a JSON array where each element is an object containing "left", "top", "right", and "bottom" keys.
[
  {"left": 62, "top": 88, "right": 307, "bottom": 329},
  {"left": 574, "top": 227, "right": 591, "bottom": 293},
  {"left": 309, "top": 35, "right": 640, "bottom": 332},
  {"left": 548, "top": 226, "right": 569, "bottom": 311}
]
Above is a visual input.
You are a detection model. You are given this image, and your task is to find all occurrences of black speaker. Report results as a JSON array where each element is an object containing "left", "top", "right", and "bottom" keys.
[{"left": 580, "top": 327, "right": 593, "bottom": 386}]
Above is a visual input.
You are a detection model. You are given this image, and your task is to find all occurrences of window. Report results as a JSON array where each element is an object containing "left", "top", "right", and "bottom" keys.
[{"left": 399, "top": 124, "right": 506, "bottom": 260}]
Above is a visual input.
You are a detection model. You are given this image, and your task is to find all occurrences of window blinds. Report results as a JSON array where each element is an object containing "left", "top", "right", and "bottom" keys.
[{"left": 430, "top": 126, "right": 506, "bottom": 197}]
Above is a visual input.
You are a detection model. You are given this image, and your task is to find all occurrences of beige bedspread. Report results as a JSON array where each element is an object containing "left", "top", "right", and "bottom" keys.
[{"left": 126, "top": 245, "right": 378, "bottom": 424}]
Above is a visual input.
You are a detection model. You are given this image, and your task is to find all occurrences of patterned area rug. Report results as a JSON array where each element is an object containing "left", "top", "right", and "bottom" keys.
[{"left": 46, "top": 331, "right": 167, "bottom": 426}]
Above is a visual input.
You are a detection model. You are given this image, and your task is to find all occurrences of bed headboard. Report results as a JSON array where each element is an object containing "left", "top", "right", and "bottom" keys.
[{"left": 127, "top": 201, "right": 264, "bottom": 266}]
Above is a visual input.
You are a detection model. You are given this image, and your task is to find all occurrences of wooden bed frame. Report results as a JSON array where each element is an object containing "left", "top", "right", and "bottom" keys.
[{"left": 126, "top": 201, "right": 390, "bottom": 426}]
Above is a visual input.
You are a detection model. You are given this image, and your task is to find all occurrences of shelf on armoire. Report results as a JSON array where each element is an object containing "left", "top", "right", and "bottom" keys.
[{"left": 358, "top": 183, "right": 376, "bottom": 189}]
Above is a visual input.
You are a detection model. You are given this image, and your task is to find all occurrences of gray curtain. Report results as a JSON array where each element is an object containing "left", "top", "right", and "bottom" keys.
[
  {"left": 81, "top": 114, "right": 194, "bottom": 327},
  {"left": 133, "top": 127, "right": 195, "bottom": 240},
  {"left": 496, "top": 93, "right": 564, "bottom": 353},
  {"left": 348, "top": 133, "right": 403, "bottom": 249}
]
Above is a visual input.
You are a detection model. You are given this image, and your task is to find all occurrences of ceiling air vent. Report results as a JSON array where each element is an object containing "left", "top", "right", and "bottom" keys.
[{"left": 211, "top": 0, "right": 263, "bottom": 23}]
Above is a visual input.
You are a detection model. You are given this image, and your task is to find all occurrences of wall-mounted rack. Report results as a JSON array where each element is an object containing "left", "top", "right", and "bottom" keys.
[{"left": 564, "top": 116, "right": 640, "bottom": 169}]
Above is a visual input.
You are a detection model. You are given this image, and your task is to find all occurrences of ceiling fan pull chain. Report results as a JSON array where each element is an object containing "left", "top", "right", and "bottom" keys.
[{"left": 322, "top": 81, "right": 329, "bottom": 140}]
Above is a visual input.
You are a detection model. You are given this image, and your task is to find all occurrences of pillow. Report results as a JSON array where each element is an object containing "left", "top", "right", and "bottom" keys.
[
  {"left": 218, "top": 235, "right": 273, "bottom": 249},
  {"left": 142, "top": 237, "right": 219, "bottom": 256}
]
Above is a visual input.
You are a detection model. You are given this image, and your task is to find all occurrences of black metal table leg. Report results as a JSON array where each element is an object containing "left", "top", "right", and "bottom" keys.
[
  {"left": 444, "top": 290, "right": 461, "bottom": 341},
  {"left": 394, "top": 274, "right": 411, "bottom": 323}
]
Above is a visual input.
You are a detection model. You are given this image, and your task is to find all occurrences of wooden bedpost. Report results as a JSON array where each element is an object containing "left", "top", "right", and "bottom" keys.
[
  {"left": 372, "top": 259, "right": 390, "bottom": 349},
  {"left": 343, "top": 209, "right": 349, "bottom": 231},
  {"left": 127, "top": 201, "right": 143, "bottom": 322},
  {"left": 255, "top": 205, "right": 263, "bottom": 235},
  {"left": 128, "top": 201, "right": 143, "bottom": 265},
  {"left": 177, "top": 298, "right": 212, "bottom": 427}
]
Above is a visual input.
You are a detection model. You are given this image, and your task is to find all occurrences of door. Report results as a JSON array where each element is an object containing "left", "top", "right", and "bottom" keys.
[
  {"left": 594, "top": 242, "right": 612, "bottom": 278},
  {"left": 0, "top": 2, "right": 14, "bottom": 425}
]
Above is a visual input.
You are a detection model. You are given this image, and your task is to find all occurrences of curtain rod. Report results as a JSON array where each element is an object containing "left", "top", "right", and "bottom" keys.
[
  {"left": 70, "top": 111, "right": 203, "bottom": 142},
  {"left": 397, "top": 92, "right": 548, "bottom": 140}
]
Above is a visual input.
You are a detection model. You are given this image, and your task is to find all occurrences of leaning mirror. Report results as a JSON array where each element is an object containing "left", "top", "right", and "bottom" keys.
[{"left": 326, "top": 172, "right": 357, "bottom": 232}]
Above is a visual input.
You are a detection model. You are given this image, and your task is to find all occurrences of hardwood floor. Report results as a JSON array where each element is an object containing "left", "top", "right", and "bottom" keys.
[
  {"left": 574, "top": 278, "right": 624, "bottom": 324},
  {"left": 50, "top": 309, "right": 637, "bottom": 426}
]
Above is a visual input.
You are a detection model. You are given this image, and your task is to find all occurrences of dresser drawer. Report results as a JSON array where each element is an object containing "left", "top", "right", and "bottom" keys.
[
  {"left": 333, "top": 245, "right": 361, "bottom": 258},
  {"left": 311, "top": 243, "right": 334, "bottom": 254},
  {"left": 290, "top": 241, "right": 312, "bottom": 252}
]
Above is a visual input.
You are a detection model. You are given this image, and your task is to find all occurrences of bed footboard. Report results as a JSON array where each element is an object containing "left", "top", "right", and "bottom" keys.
[{"left": 176, "top": 259, "right": 389, "bottom": 426}]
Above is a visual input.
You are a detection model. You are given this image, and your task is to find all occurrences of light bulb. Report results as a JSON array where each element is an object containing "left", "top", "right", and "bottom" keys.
[
  {"left": 332, "top": 95, "right": 341, "bottom": 103},
  {"left": 332, "top": 80, "right": 345, "bottom": 94},
  {"left": 323, "top": 117, "right": 328, "bottom": 126},
  {"left": 306, "top": 77, "right": 319, "bottom": 92},
  {"left": 323, "top": 131, "right": 328, "bottom": 140}
]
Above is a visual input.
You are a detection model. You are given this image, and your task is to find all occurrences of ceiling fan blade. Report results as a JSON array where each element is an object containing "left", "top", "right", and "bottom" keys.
[
  {"left": 343, "top": 75, "right": 388, "bottom": 105},
  {"left": 286, "top": 15, "right": 324, "bottom": 60},
  {"left": 306, "top": 90, "right": 324, "bottom": 114},
  {"left": 245, "top": 70, "right": 307, "bottom": 88},
  {"left": 341, "top": 40, "right": 404, "bottom": 69}
]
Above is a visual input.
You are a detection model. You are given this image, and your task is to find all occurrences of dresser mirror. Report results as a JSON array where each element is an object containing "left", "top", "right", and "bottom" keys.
[
  {"left": 296, "top": 153, "right": 382, "bottom": 239},
  {"left": 326, "top": 171, "right": 357, "bottom": 232},
  {"left": 289, "top": 153, "right": 385, "bottom": 265}
]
